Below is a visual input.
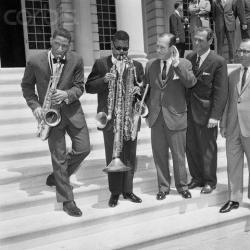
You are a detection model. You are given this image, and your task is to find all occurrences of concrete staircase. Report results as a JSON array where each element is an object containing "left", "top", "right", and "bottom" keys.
[{"left": 0, "top": 67, "right": 250, "bottom": 250}]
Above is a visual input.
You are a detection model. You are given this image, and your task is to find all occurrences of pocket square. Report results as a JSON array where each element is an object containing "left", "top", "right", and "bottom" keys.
[
  {"left": 202, "top": 72, "right": 210, "bottom": 76},
  {"left": 173, "top": 73, "right": 180, "bottom": 80}
]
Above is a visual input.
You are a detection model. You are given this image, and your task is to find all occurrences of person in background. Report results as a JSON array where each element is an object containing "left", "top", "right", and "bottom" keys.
[
  {"left": 220, "top": 39, "right": 250, "bottom": 213},
  {"left": 186, "top": 27, "right": 228, "bottom": 194},
  {"left": 241, "top": 0, "right": 250, "bottom": 39},
  {"left": 213, "top": 0, "right": 247, "bottom": 63},
  {"left": 170, "top": 1, "right": 187, "bottom": 58}
]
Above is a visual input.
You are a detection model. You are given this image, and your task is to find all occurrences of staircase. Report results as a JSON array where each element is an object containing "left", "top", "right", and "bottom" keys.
[{"left": 0, "top": 67, "right": 250, "bottom": 250}]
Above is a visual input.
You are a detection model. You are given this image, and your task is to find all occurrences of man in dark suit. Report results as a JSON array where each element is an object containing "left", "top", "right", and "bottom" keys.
[
  {"left": 86, "top": 30, "right": 144, "bottom": 207},
  {"left": 186, "top": 27, "right": 228, "bottom": 194},
  {"left": 21, "top": 28, "right": 90, "bottom": 217},
  {"left": 145, "top": 33, "right": 196, "bottom": 200},
  {"left": 219, "top": 39, "right": 250, "bottom": 213},
  {"left": 241, "top": 0, "right": 250, "bottom": 39},
  {"left": 169, "top": 2, "right": 186, "bottom": 58},
  {"left": 213, "top": 0, "right": 247, "bottom": 63}
]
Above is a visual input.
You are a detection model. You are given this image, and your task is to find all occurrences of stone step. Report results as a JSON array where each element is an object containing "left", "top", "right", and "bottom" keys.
[
  {"left": 0, "top": 173, "right": 248, "bottom": 250},
  {"left": 24, "top": 201, "right": 250, "bottom": 250}
]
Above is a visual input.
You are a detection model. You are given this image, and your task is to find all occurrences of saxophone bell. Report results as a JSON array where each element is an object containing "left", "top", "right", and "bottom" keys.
[{"left": 44, "top": 108, "right": 61, "bottom": 127}]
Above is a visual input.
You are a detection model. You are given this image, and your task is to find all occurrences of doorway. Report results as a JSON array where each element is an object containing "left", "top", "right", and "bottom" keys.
[{"left": 0, "top": 0, "right": 26, "bottom": 67}]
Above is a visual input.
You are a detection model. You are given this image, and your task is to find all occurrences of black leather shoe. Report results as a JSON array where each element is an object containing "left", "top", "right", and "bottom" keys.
[
  {"left": 179, "top": 190, "right": 192, "bottom": 199},
  {"left": 219, "top": 200, "right": 239, "bottom": 213},
  {"left": 123, "top": 193, "right": 142, "bottom": 203},
  {"left": 201, "top": 184, "right": 216, "bottom": 194},
  {"left": 188, "top": 180, "right": 203, "bottom": 189},
  {"left": 156, "top": 191, "right": 169, "bottom": 200},
  {"left": 46, "top": 174, "right": 56, "bottom": 187},
  {"left": 108, "top": 194, "right": 119, "bottom": 207},
  {"left": 63, "top": 201, "right": 82, "bottom": 217}
]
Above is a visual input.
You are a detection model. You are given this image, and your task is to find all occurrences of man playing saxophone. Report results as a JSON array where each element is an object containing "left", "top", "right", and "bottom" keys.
[
  {"left": 21, "top": 28, "right": 90, "bottom": 217},
  {"left": 86, "top": 30, "right": 144, "bottom": 207}
]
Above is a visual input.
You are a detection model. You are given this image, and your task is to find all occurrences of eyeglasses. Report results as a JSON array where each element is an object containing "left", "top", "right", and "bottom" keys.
[
  {"left": 113, "top": 44, "right": 129, "bottom": 51},
  {"left": 236, "top": 49, "right": 250, "bottom": 56}
]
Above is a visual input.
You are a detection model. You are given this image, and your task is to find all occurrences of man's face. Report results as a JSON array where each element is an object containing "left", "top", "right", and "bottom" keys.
[
  {"left": 156, "top": 36, "right": 171, "bottom": 60},
  {"left": 178, "top": 4, "right": 183, "bottom": 12},
  {"left": 112, "top": 40, "right": 129, "bottom": 60},
  {"left": 50, "top": 35, "right": 70, "bottom": 58},
  {"left": 236, "top": 41, "right": 250, "bottom": 67},
  {"left": 193, "top": 31, "right": 212, "bottom": 55}
]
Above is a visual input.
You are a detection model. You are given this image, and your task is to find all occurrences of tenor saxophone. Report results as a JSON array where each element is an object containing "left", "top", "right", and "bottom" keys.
[{"left": 37, "top": 58, "right": 63, "bottom": 140}]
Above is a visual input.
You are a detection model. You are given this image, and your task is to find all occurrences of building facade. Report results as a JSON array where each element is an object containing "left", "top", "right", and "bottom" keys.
[{"left": 0, "top": 0, "right": 207, "bottom": 68}]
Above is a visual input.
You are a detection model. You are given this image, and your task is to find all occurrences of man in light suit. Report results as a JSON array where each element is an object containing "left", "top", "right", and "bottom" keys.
[
  {"left": 186, "top": 27, "right": 228, "bottom": 194},
  {"left": 169, "top": 2, "right": 186, "bottom": 58},
  {"left": 145, "top": 33, "right": 196, "bottom": 200},
  {"left": 21, "top": 28, "right": 90, "bottom": 217},
  {"left": 213, "top": 0, "right": 247, "bottom": 63},
  {"left": 220, "top": 39, "right": 250, "bottom": 213}
]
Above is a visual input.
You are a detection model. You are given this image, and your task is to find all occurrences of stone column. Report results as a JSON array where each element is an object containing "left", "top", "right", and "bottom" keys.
[{"left": 115, "top": 0, "right": 147, "bottom": 64}]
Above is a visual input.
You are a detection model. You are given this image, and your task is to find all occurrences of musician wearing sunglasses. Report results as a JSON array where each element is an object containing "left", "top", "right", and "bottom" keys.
[
  {"left": 220, "top": 39, "right": 250, "bottom": 213},
  {"left": 86, "top": 30, "right": 144, "bottom": 207},
  {"left": 21, "top": 28, "right": 90, "bottom": 217}
]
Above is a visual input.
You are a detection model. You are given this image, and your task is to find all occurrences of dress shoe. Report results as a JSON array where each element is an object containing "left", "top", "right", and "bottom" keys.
[
  {"left": 108, "top": 194, "right": 119, "bottom": 207},
  {"left": 63, "top": 201, "right": 82, "bottom": 217},
  {"left": 46, "top": 174, "right": 56, "bottom": 187},
  {"left": 123, "top": 193, "right": 142, "bottom": 203},
  {"left": 156, "top": 191, "right": 169, "bottom": 200},
  {"left": 219, "top": 200, "right": 239, "bottom": 213},
  {"left": 188, "top": 180, "right": 203, "bottom": 189},
  {"left": 201, "top": 184, "right": 216, "bottom": 194},
  {"left": 179, "top": 190, "right": 192, "bottom": 199}
]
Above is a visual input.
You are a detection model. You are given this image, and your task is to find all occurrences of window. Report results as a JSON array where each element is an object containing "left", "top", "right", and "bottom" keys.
[
  {"left": 25, "top": 0, "right": 51, "bottom": 50},
  {"left": 96, "top": 0, "right": 117, "bottom": 50}
]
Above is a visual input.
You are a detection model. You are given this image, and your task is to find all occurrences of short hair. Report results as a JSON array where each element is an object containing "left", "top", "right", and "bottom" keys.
[
  {"left": 158, "top": 33, "right": 176, "bottom": 47},
  {"left": 52, "top": 28, "right": 71, "bottom": 43},
  {"left": 195, "top": 27, "right": 214, "bottom": 41},
  {"left": 174, "top": 2, "right": 182, "bottom": 9},
  {"left": 112, "top": 30, "right": 129, "bottom": 42}
]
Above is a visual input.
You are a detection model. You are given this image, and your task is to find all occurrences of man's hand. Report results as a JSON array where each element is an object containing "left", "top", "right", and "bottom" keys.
[
  {"left": 220, "top": 127, "right": 226, "bottom": 138},
  {"left": 51, "top": 89, "right": 68, "bottom": 105},
  {"left": 132, "top": 86, "right": 141, "bottom": 96},
  {"left": 176, "top": 37, "right": 180, "bottom": 44},
  {"left": 104, "top": 73, "right": 116, "bottom": 83},
  {"left": 33, "top": 107, "right": 43, "bottom": 123},
  {"left": 207, "top": 118, "right": 219, "bottom": 128},
  {"left": 171, "top": 45, "right": 180, "bottom": 66},
  {"left": 242, "top": 24, "right": 248, "bottom": 30}
]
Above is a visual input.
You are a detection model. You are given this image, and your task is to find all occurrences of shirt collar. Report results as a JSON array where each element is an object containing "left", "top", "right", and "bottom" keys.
[
  {"left": 198, "top": 48, "right": 210, "bottom": 62},
  {"left": 175, "top": 10, "right": 180, "bottom": 16}
]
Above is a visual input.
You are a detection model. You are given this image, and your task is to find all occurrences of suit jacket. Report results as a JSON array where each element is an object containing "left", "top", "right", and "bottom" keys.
[
  {"left": 85, "top": 55, "right": 144, "bottom": 131},
  {"left": 213, "top": 0, "right": 246, "bottom": 32},
  {"left": 145, "top": 58, "right": 196, "bottom": 130},
  {"left": 220, "top": 64, "right": 250, "bottom": 137},
  {"left": 21, "top": 51, "right": 85, "bottom": 128},
  {"left": 186, "top": 51, "right": 228, "bottom": 126},
  {"left": 169, "top": 12, "right": 185, "bottom": 43}
]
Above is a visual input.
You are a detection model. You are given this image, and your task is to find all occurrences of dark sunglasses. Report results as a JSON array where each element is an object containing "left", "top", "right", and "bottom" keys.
[
  {"left": 113, "top": 44, "right": 129, "bottom": 51},
  {"left": 236, "top": 49, "right": 250, "bottom": 56}
]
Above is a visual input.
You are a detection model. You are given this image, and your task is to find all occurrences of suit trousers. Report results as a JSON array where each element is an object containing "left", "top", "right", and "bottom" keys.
[
  {"left": 226, "top": 121, "right": 250, "bottom": 202},
  {"left": 216, "top": 28, "right": 235, "bottom": 63},
  {"left": 103, "top": 128, "right": 137, "bottom": 195},
  {"left": 151, "top": 110, "right": 188, "bottom": 192},
  {"left": 186, "top": 111, "right": 218, "bottom": 186},
  {"left": 48, "top": 112, "right": 90, "bottom": 202},
  {"left": 176, "top": 42, "right": 185, "bottom": 58}
]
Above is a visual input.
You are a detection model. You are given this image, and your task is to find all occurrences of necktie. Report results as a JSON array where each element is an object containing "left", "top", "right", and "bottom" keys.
[
  {"left": 53, "top": 57, "right": 66, "bottom": 64},
  {"left": 193, "top": 55, "right": 201, "bottom": 75},
  {"left": 162, "top": 60, "right": 167, "bottom": 81},
  {"left": 241, "top": 67, "right": 248, "bottom": 90}
]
